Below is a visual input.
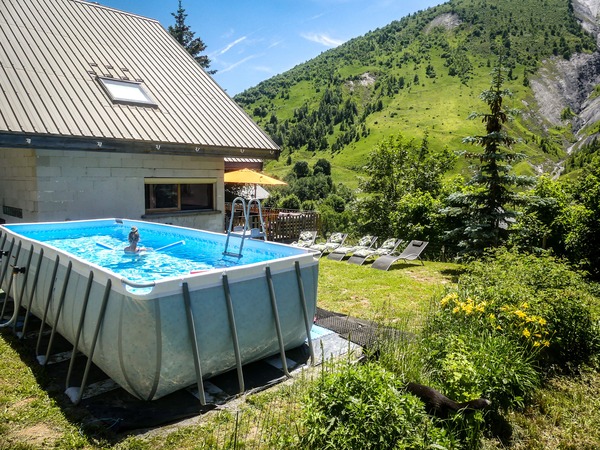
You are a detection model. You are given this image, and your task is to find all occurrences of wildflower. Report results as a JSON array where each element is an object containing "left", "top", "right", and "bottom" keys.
[
  {"left": 514, "top": 310, "right": 527, "bottom": 320},
  {"left": 543, "top": 340, "right": 550, "bottom": 347},
  {"left": 452, "top": 306, "right": 460, "bottom": 314},
  {"left": 522, "top": 328, "right": 531, "bottom": 338},
  {"left": 440, "top": 292, "right": 458, "bottom": 307},
  {"left": 533, "top": 341, "right": 541, "bottom": 347},
  {"left": 538, "top": 317, "right": 547, "bottom": 326},
  {"left": 521, "top": 302, "right": 529, "bottom": 309}
]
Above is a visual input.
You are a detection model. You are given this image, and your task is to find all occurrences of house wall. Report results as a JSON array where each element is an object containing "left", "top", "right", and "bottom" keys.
[{"left": 0, "top": 148, "right": 225, "bottom": 232}]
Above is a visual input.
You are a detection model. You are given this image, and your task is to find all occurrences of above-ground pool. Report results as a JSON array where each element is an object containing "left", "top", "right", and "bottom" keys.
[{"left": 0, "top": 219, "right": 319, "bottom": 402}]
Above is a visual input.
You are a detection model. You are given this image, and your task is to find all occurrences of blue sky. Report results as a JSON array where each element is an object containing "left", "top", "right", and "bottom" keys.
[{"left": 99, "top": 0, "right": 445, "bottom": 96}]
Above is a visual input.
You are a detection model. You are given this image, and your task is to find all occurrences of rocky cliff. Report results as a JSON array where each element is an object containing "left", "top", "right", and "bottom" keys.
[{"left": 530, "top": 0, "right": 600, "bottom": 152}]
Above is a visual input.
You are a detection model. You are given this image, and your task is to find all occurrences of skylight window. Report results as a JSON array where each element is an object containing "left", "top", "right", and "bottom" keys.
[{"left": 98, "top": 77, "right": 157, "bottom": 107}]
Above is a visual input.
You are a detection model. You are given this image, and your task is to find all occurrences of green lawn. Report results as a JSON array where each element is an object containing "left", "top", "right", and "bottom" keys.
[{"left": 1, "top": 258, "right": 599, "bottom": 449}]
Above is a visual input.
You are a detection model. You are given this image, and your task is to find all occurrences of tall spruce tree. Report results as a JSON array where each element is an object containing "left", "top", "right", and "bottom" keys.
[
  {"left": 445, "top": 65, "right": 533, "bottom": 254},
  {"left": 168, "top": 1, "right": 215, "bottom": 74}
]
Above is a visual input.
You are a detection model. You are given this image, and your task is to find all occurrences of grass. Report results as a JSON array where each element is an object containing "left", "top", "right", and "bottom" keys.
[
  {"left": 317, "top": 258, "right": 461, "bottom": 328},
  {"left": 1, "top": 258, "right": 600, "bottom": 449}
]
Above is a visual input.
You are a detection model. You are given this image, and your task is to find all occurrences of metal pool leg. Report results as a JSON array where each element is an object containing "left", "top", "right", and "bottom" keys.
[
  {"left": 65, "top": 271, "right": 94, "bottom": 390},
  {"left": 295, "top": 261, "right": 315, "bottom": 366},
  {"left": 0, "top": 268, "right": 26, "bottom": 328},
  {"left": 19, "top": 248, "right": 44, "bottom": 339},
  {"left": 13, "top": 245, "right": 34, "bottom": 334},
  {"left": 42, "top": 261, "right": 72, "bottom": 366},
  {"left": 0, "top": 232, "right": 7, "bottom": 288},
  {"left": 222, "top": 273, "right": 245, "bottom": 394},
  {"left": 35, "top": 256, "right": 60, "bottom": 362},
  {"left": 65, "top": 279, "right": 112, "bottom": 405},
  {"left": 182, "top": 282, "right": 206, "bottom": 405},
  {"left": 265, "top": 266, "right": 291, "bottom": 377},
  {"left": 1, "top": 240, "right": 21, "bottom": 319},
  {"left": 0, "top": 235, "right": 11, "bottom": 289}
]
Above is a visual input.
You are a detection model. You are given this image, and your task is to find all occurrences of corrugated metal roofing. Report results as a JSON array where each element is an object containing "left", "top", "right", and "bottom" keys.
[{"left": 0, "top": 0, "right": 279, "bottom": 158}]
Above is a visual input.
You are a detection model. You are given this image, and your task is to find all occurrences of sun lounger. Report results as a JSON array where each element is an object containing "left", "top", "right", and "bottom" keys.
[
  {"left": 310, "top": 232, "right": 348, "bottom": 257},
  {"left": 291, "top": 230, "right": 318, "bottom": 248},
  {"left": 327, "top": 235, "right": 378, "bottom": 261},
  {"left": 371, "top": 240, "right": 429, "bottom": 271},
  {"left": 347, "top": 238, "right": 403, "bottom": 265}
]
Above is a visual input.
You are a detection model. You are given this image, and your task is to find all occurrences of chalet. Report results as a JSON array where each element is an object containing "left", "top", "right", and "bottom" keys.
[{"left": 0, "top": 0, "right": 279, "bottom": 231}]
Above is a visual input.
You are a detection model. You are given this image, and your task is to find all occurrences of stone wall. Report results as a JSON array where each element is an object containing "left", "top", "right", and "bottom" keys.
[{"left": 0, "top": 148, "right": 225, "bottom": 232}]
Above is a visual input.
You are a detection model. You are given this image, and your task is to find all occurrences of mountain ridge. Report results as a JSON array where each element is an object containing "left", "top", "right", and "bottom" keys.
[{"left": 234, "top": 0, "right": 600, "bottom": 183}]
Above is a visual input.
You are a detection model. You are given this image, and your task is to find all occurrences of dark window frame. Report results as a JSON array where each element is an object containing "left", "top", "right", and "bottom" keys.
[{"left": 144, "top": 178, "right": 216, "bottom": 214}]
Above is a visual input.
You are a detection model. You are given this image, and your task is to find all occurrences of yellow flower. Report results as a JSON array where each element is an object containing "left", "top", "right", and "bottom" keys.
[
  {"left": 533, "top": 341, "right": 541, "bottom": 347},
  {"left": 522, "top": 328, "right": 531, "bottom": 338},
  {"left": 514, "top": 310, "right": 527, "bottom": 319},
  {"left": 521, "top": 302, "right": 529, "bottom": 309},
  {"left": 440, "top": 292, "right": 458, "bottom": 307},
  {"left": 452, "top": 306, "right": 460, "bottom": 314},
  {"left": 538, "top": 317, "right": 547, "bottom": 326},
  {"left": 543, "top": 340, "right": 550, "bottom": 347}
]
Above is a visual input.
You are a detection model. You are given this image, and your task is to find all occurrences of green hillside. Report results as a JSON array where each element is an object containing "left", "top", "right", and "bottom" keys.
[{"left": 234, "top": 0, "right": 596, "bottom": 187}]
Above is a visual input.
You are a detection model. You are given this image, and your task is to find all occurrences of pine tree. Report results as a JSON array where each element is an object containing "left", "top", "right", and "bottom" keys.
[
  {"left": 168, "top": 1, "right": 215, "bottom": 74},
  {"left": 445, "top": 65, "right": 533, "bottom": 254}
]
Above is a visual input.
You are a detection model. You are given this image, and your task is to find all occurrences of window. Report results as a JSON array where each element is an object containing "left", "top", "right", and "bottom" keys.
[
  {"left": 98, "top": 77, "right": 157, "bottom": 107},
  {"left": 144, "top": 178, "right": 216, "bottom": 213}
]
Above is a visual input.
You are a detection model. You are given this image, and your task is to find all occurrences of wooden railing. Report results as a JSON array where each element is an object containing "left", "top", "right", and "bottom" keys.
[{"left": 224, "top": 203, "right": 320, "bottom": 243}]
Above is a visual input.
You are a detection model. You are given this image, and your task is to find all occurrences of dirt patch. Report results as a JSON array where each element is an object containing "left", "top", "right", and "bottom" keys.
[{"left": 10, "top": 423, "right": 62, "bottom": 448}]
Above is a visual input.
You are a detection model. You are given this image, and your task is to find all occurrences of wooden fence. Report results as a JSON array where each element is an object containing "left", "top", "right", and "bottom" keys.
[{"left": 224, "top": 203, "right": 320, "bottom": 243}]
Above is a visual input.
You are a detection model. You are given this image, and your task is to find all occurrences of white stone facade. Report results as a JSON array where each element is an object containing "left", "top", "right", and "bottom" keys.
[{"left": 0, "top": 148, "right": 225, "bottom": 232}]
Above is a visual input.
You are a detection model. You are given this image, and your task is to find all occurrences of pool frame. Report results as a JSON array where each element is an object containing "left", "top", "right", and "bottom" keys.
[{"left": 0, "top": 219, "right": 319, "bottom": 403}]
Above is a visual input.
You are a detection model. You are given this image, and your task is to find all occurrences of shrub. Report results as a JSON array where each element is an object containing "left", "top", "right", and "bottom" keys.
[
  {"left": 298, "top": 362, "right": 456, "bottom": 450},
  {"left": 421, "top": 247, "right": 600, "bottom": 415},
  {"left": 426, "top": 328, "right": 540, "bottom": 412},
  {"left": 278, "top": 194, "right": 301, "bottom": 210},
  {"left": 454, "top": 247, "right": 600, "bottom": 370}
]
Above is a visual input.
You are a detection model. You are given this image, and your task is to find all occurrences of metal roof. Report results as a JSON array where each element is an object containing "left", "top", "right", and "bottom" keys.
[{"left": 0, "top": 0, "right": 279, "bottom": 159}]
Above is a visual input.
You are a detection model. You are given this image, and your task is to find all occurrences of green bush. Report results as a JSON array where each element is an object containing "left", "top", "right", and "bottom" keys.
[
  {"left": 298, "top": 362, "right": 456, "bottom": 450},
  {"left": 422, "top": 247, "right": 600, "bottom": 414},
  {"left": 455, "top": 247, "right": 600, "bottom": 370},
  {"left": 278, "top": 194, "right": 301, "bottom": 210},
  {"left": 425, "top": 328, "right": 540, "bottom": 412}
]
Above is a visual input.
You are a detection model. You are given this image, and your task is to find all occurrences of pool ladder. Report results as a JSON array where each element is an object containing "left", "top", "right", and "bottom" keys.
[{"left": 223, "top": 197, "right": 267, "bottom": 258}]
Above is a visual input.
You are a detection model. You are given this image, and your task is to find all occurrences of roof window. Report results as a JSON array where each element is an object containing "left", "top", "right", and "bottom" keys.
[{"left": 98, "top": 77, "right": 157, "bottom": 107}]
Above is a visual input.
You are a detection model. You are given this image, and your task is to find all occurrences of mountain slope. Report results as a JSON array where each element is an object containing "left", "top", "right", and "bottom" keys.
[{"left": 234, "top": 0, "right": 600, "bottom": 185}]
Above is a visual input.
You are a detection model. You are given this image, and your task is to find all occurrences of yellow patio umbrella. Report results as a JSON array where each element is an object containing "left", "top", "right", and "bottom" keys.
[{"left": 224, "top": 168, "right": 287, "bottom": 198}]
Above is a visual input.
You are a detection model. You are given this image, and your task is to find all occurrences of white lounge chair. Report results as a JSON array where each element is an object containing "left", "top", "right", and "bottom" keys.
[
  {"left": 347, "top": 238, "right": 403, "bottom": 265},
  {"left": 327, "top": 235, "right": 378, "bottom": 261},
  {"left": 371, "top": 240, "right": 428, "bottom": 270},
  {"left": 310, "top": 232, "right": 348, "bottom": 257}
]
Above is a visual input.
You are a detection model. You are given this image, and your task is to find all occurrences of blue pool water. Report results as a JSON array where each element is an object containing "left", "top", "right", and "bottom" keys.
[{"left": 3, "top": 220, "right": 305, "bottom": 284}]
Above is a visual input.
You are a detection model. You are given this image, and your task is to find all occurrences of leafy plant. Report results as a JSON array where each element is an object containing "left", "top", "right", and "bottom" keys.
[{"left": 298, "top": 362, "right": 456, "bottom": 449}]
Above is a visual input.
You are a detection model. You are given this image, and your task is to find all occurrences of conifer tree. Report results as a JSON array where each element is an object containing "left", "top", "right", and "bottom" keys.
[
  {"left": 168, "top": 1, "right": 215, "bottom": 74},
  {"left": 445, "top": 65, "right": 533, "bottom": 254}
]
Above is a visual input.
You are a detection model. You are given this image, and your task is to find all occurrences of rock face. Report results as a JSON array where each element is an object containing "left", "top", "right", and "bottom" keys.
[{"left": 530, "top": 0, "right": 600, "bottom": 151}]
